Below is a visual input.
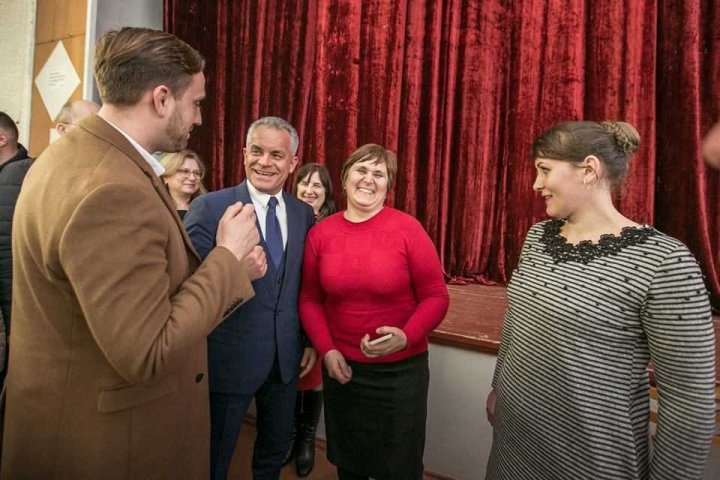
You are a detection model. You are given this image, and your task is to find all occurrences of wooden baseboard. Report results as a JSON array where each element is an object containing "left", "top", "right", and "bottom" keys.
[{"left": 242, "top": 415, "right": 455, "bottom": 479}]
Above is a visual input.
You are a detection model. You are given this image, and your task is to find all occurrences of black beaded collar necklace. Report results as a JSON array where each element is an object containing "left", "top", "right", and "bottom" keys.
[{"left": 540, "top": 219, "right": 658, "bottom": 264}]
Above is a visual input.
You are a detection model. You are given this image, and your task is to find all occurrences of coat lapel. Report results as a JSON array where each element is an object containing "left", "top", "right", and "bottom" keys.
[{"left": 82, "top": 115, "right": 200, "bottom": 262}]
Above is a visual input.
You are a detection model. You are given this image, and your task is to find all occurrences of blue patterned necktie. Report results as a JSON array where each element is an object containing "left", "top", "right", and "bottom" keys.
[{"left": 265, "top": 196, "right": 283, "bottom": 268}]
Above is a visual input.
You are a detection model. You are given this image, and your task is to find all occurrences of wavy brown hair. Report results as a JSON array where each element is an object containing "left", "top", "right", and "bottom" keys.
[
  {"left": 159, "top": 150, "right": 208, "bottom": 197},
  {"left": 532, "top": 121, "right": 640, "bottom": 190}
]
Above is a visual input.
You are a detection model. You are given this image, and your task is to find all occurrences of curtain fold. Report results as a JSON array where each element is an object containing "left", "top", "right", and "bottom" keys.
[
  {"left": 165, "top": 0, "right": 720, "bottom": 309},
  {"left": 656, "top": 0, "right": 720, "bottom": 307}
]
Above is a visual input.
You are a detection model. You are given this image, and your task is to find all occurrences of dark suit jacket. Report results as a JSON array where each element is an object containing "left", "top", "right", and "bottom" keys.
[
  {"left": 185, "top": 180, "right": 315, "bottom": 394},
  {"left": 1, "top": 115, "right": 255, "bottom": 479}
]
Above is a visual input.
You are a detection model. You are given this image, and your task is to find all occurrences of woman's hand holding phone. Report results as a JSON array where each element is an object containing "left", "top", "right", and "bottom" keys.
[{"left": 360, "top": 326, "right": 407, "bottom": 358}]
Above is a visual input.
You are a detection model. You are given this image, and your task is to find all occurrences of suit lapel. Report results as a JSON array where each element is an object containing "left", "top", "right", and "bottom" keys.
[
  {"left": 82, "top": 115, "right": 200, "bottom": 262},
  {"left": 237, "top": 181, "right": 276, "bottom": 301},
  {"left": 279, "top": 192, "right": 301, "bottom": 297}
]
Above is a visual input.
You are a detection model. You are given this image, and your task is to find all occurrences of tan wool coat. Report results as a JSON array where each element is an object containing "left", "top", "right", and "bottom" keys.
[{"left": 1, "top": 115, "right": 254, "bottom": 479}]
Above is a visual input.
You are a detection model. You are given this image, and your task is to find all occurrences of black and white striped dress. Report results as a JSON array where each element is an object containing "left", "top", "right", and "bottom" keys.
[{"left": 486, "top": 220, "right": 716, "bottom": 480}]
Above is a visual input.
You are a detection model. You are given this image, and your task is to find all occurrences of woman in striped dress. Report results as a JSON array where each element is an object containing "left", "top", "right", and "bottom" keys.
[{"left": 485, "top": 121, "right": 716, "bottom": 480}]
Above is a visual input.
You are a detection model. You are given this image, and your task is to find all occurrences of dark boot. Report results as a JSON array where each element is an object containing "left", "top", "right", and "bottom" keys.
[
  {"left": 282, "top": 393, "right": 302, "bottom": 466},
  {"left": 295, "top": 390, "right": 323, "bottom": 477}
]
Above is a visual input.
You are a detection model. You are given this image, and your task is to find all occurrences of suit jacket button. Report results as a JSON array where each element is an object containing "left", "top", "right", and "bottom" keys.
[{"left": 195, "top": 373, "right": 204, "bottom": 383}]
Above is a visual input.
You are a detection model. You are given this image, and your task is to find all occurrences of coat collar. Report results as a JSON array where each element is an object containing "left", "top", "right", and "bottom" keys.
[{"left": 80, "top": 115, "right": 200, "bottom": 261}]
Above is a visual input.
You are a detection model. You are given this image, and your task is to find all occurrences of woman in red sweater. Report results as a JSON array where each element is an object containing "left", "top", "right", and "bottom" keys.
[{"left": 299, "top": 144, "right": 449, "bottom": 480}]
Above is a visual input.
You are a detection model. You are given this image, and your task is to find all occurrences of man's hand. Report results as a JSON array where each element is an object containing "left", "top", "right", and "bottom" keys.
[
  {"left": 241, "top": 245, "right": 267, "bottom": 280},
  {"left": 216, "top": 202, "right": 260, "bottom": 261},
  {"left": 299, "top": 347, "right": 318, "bottom": 378},
  {"left": 324, "top": 349, "right": 352, "bottom": 384}
]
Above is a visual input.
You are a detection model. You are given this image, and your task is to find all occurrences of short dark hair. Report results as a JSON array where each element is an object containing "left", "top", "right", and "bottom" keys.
[
  {"left": 532, "top": 121, "right": 640, "bottom": 189},
  {"left": 0, "top": 112, "right": 19, "bottom": 144},
  {"left": 94, "top": 27, "right": 205, "bottom": 106},
  {"left": 341, "top": 144, "right": 398, "bottom": 191},
  {"left": 293, "top": 163, "right": 336, "bottom": 220}
]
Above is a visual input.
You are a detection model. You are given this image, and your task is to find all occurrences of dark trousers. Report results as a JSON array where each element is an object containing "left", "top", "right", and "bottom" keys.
[{"left": 210, "top": 358, "right": 298, "bottom": 480}]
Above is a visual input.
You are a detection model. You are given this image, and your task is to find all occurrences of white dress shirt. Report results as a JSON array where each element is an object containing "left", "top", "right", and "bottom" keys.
[
  {"left": 246, "top": 180, "right": 288, "bottom": 249},
  {"left": 103, "top": 119, "right": 166, "bottom": 177}
]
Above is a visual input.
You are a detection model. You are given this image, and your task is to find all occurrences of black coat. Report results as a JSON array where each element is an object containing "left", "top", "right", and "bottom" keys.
[{"left": 0, "top": 145, "right": 32, "bottom": 332}]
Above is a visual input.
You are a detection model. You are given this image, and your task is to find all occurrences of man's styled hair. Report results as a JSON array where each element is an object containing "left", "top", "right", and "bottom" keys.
[
  {"left": 94, "top": 27, "right": 205, "bottom": 106},
  {"left": 0, "top": 112, "right": 19, "bottom": 143},
  {"left": 246, "top": 117, "right": 299, "bottom": 155}
]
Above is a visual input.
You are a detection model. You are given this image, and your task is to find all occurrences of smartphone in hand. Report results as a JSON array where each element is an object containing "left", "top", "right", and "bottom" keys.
[{"left": 368, "top": 333, "right": 393, "bottom": 346}]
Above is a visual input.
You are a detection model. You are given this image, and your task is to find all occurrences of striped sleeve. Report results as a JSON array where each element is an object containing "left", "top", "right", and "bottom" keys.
[
  {"left": 491, "top": 225, "right": 539, "bottom": 389},
  {"left": 491, "top": 307, "right": 515, "bottom": 389},
  {"left": 642, "top": 244, "right": 716, "bottom": 480}
]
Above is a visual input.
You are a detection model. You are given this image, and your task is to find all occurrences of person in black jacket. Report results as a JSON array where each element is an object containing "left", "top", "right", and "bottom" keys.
[{"left": 0, "top": 111, "right": 32, "bottom": 376}]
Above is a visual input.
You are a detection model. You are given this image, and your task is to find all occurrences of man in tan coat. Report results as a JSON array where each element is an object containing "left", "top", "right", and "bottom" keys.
[{"left": 1, "top": 27, "right": 266, "bottom": 479}]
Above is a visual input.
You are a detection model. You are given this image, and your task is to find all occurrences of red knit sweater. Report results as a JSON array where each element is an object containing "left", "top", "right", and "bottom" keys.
[{"left": 299, "top": 207, "right": 449, "bottom": 363}]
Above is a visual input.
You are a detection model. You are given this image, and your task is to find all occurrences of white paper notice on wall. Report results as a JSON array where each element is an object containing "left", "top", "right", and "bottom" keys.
[{"left": 35, "top": 41, "right": 81, "bottom": 121}]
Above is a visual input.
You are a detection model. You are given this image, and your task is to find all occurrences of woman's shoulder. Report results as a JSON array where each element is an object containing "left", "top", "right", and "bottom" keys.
[
  {"left": 308, "top": 211, "right": 344, "bottom": 235},
  {"left": 636, "top": 227, "right": 698, "bottom": 260},
  {"left": 524, "top": 219, "right": 556, "bottom": 240}
]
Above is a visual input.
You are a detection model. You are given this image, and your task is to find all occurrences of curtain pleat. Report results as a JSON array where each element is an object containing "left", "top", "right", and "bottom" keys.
[{"left": 165, "top": 0, "right": 720, "bottom": 309}]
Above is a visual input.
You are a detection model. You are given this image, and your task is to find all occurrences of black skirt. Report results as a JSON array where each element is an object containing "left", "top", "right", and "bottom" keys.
[{"left": 322, "top": 351, "right": 429, "bottom": 480}]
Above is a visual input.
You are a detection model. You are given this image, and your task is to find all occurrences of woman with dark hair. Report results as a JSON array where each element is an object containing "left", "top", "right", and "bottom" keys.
[
  {"left": 299, "top": 144, "right": 449, "bottom": 480},
  {"left": 159, "top": 149, "right": 207, "bottom": 219},
  {"left": 284, "top": 162, "right": 336, "bottom": 477},
  {"left": 293, "top": 162, "right": 336, "bottom": 221},
  {"left": 486, "top": 121, "right": 716, "bottom": 479}
]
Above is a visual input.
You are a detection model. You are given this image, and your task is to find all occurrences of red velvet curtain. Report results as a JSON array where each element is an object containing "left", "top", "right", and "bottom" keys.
[{"left": 165, "top": 0, "right": 720, "bottom": 308}]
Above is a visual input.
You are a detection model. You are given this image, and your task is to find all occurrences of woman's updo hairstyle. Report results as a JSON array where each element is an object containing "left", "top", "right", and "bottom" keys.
[{"left": 532, "top": 120, "right": 640, "bottom": 189}]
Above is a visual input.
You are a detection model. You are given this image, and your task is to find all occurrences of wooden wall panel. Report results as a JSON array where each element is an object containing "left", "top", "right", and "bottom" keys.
[
  {"left": 29, "top": 0, "right": 87, "bottom": 157},
  {"left": 35, "top": 0, "right": 86, "bottom": 44}
]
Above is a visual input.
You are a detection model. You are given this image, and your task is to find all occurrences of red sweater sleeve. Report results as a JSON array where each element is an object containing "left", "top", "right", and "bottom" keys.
[
  {"left": 299, "top": 232, "right": 336, "bottom": 358},
  {"left": 401, "top": 222, "right": 450, "bottom": 347}
]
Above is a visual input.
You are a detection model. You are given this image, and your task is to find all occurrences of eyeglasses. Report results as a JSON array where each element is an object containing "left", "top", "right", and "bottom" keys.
[{"left": 176, "top": 168, "right": 203, "bottom": 179}]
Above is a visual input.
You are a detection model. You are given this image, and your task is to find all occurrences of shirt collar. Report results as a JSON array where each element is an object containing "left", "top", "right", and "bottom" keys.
[
  {"left": 103, "top": 119, "right": 165, "bottom": 177},
  {"left": 246, "top": 180, "right": 284, "bottom": 208}
]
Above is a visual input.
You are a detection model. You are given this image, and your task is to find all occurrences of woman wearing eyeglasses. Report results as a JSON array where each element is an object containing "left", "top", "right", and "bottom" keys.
[{"left": 159, "top": 150, "right": 207, "bottom": 219}]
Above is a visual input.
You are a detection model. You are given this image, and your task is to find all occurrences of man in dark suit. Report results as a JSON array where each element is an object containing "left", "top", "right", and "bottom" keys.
[{"left": 185, "top": 116, "right": 317, "bottom": 480}]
